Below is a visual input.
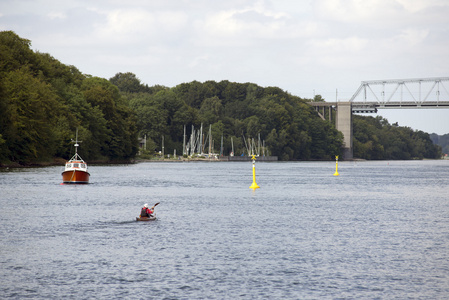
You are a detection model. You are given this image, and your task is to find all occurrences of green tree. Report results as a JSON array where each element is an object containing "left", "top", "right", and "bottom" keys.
[
  {"left": 199, "top": 96, "right": 222, "bottom": 125},
  {"left": 82, "top": 77, "right": 137, "bottom": 160},
  {"left": 1, "top": 68, "right": 64, "bottom": 163},
  {"left": 110, "top": 72, "right": 147, "bottom": 93},
  {"left": 0, "top": 31, "right": 35, "bottom": 74}
]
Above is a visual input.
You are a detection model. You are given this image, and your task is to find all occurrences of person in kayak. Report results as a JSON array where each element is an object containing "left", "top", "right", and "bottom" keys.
[{"left": 140, "top": 203, "right": 154, "bottom": 218}]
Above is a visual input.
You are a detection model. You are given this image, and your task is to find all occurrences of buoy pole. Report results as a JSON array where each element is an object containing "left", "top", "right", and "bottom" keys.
[
  {"left": 333, "top": 155, "right": 339, "bottom": 176},
  {"left": 249, "top": 154, "right": 260, "bottom": 189}
]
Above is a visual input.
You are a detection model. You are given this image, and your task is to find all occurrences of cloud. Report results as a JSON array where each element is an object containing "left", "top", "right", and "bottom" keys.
[
  {"left": 199, "top": 8, "right": 288, "bottom": 40},
  {"left": 1, "top": 0, "right": 449, "bottom": 133},
  {"left": 47, "top": 11, "right": 66, "bottom": 20},
  {"left": 194, "top": 5, "right": 321, "bottom": 51},
  {"left": 314, "top": 0, "right": 404, "bottom": 23},
  {"left": 396, "top": 29, "right": 429, "bottom": 46},
  {"left": 313, "top": 0, "right": 449, "bottom": 27},
  {"left": 100, "top": 9, "right": 188, "bottom": 35},
  {"left": 396, "top": 0, "right": 449, "bottom": 13}
]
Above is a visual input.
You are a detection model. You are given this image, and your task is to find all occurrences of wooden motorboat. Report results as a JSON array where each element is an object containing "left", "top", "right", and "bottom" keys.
[
  {"left": 136, "top": 216, "right": 156, "bottom": 221},
  {"left": 62, "top": 130, "right": 90, "bottom": 184}
]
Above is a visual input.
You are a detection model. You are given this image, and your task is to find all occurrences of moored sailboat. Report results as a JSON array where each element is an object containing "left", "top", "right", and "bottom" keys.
[{"left": 61, "top": 130, "right": 90, "bottom": 184}]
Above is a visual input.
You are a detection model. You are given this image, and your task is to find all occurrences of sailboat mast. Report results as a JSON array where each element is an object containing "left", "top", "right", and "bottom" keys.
[
  {"left": 242, "top": 133, "right": 249, "bottom": 156},
  {"left": 209, "top": 125, "right": 212, "bottom": 156},
  {"left": 183, "top": 125, "right": 186, "bottom": 155},
  {"left": 263, "top": 140, "right": 265, "bottom": 156},
  {"left": 249, "top": 138, "right": 252, "bottom": 155},
  {"left": 190, "top": 125, "right": 194, "bottom": 156},
  {"left": 200, "top": 123, "right": 203, "bottom": 154}
]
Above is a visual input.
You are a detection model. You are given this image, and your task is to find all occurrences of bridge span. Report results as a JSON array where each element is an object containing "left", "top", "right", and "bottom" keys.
[{"left": 309, "top": 77, "right": 449, "bottom": 159}]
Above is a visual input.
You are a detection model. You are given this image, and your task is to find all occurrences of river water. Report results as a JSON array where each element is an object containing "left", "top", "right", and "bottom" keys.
[{"left": 1, "top": 160, "right": 448, "bottom": 299}]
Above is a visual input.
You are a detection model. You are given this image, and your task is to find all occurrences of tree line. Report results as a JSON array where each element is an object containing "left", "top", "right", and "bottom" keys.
[
  {"left": 0, "top": 31, "right": 137, "bottom": 165},
  {"left": 430, "top": 133, "right": 449, "bottom": 157},
  {"left": 111, "top": 72, "right": 441, "bottom": 160},
  {"left": 111, "top": 73, "right": 344, "bottom": 160},
  {"left": 0, "top": 31, "right": 442, "bottom": 165},
  {"left": 353, "top": 115, "right": 441, "bottom": 159}
]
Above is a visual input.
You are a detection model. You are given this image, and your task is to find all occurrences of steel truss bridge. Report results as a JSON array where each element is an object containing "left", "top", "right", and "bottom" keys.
[
  {"left": 308, "top": 77, "right": 449, "bottom": 159},
  {"left": 350, "top": 77, "right": 449, "bottom": 112}
]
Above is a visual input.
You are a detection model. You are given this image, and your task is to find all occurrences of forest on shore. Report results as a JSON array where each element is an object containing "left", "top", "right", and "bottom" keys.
[{"left": 0, "top": 31, "right": 443, "bottom": 166}]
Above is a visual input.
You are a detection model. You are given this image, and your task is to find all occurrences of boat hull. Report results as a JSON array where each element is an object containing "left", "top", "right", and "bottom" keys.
[
  {"left": 136, "top": 216, "right": 156, "bottom": 221},
  {"left": 62, "top": 170, "right": 90, "bottom": 184}
]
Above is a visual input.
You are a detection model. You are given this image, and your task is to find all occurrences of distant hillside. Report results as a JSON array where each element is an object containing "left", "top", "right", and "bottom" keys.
[
  {"left": 114, "top": 73, "right": 344, "bottom": 161},
  {"left": 352, "top": 115, "right": 440, "bottom": 160},
  {"left": 0, "top": 31, "right": 442, "bottom": 165},
  {"left": 0, "top": 31, "right": 138, "bottom": 165},
  {"left": 430, "top": 134, "right": 449, "bottom": 155}
]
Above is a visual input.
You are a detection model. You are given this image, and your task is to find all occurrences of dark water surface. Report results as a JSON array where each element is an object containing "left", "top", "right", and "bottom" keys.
[{"left": 1, "top": 160, "right": 449, "bottom": 299}]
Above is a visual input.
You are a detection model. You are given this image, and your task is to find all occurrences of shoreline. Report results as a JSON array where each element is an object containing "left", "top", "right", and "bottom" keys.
[
  {"left": 2, "top": 156, "right": 445, "bottom": 169},
  {"left": 0, "top": 157, "right": 136, "bottom": 169}
]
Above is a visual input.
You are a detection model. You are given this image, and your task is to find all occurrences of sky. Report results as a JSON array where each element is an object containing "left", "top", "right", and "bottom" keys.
[{"left": 1, "top": 0, "right": 449, "bottom": 134}]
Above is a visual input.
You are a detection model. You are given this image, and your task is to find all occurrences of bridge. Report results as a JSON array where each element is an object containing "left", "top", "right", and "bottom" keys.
[{"left": 309, "top": 77, "right": 449, "bottom": 159}]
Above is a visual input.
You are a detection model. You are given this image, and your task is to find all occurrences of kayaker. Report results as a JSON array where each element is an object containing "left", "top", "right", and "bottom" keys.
[{"left": 140, "top": 203, "right": 154, "bottom": 218}]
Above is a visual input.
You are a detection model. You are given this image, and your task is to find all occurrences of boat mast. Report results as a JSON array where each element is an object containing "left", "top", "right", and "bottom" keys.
[
  {"left": 190, "top": 125, "right": 194, "bottom": 156},
  {"left": 249, "top": 137, "right": 252, "bottom": 155},
  {"left": 263, "top": 140, "right": 265, "bottom": 156},
  {"left": 242, "top": 133, "right": 249, "bottom": 156},
  {"left": 72, "top": 128, "right": 82, "bottom": 156},
  {"left": 74, "top": 129, "right": 79, "bottom": 155},
  {"left": 200, "top": 123, "right": 203, "bottom": 155},
  {"left": 208, "top": 125, "right": 212, "bottom": 157},
  {"left": 183, "top": 125, "right": 186, "bottom": 156},
  {"left": 196, "top": 129, "right": 201, "bottom": 154},
  {"left": 69, "top": 128, "right": 83, "bottom": 161}
]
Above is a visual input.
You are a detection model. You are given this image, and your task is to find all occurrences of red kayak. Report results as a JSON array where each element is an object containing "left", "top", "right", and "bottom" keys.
[{"left": 136, "top": 216, "right": 156, "bottom": 221}]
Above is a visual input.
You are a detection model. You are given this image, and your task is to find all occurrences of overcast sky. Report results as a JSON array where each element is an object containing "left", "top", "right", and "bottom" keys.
[{"left": 1, "top": 0, "right": 448, "bottom": 134}]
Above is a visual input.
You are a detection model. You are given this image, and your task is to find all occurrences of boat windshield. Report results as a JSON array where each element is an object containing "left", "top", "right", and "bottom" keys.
[{"left": 65, "top": 162, "right": 87, "bottom": 170}]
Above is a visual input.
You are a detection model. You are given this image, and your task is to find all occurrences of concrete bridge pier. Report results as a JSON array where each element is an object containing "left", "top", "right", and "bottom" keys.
[{"left": 336, "top": 102, "right": 353, "bottom": 159}]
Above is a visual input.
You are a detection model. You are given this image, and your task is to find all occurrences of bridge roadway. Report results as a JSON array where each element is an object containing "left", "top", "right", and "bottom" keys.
[{"left": 308, "top": 77, "right": 449, "bottom": 159}]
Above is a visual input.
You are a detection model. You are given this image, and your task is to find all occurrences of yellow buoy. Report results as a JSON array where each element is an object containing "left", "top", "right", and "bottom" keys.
[
  {"left": 249, "top": 155, "right": 260, "bottom": 189},
  {"left": 333, "top": 155, "right": 339, "bottom": 176}
]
